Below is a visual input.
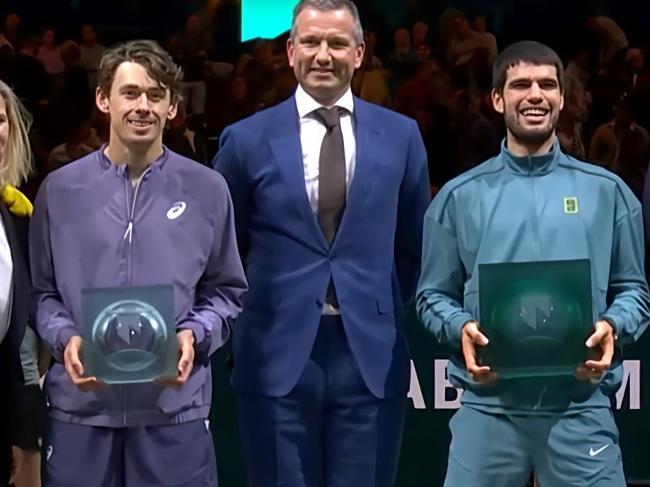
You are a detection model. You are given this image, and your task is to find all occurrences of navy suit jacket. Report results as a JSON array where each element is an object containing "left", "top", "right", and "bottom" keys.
[
  {"left": 0, "top": 203, "right": 32, "bottom": 482},
  {"left": 214, "top": 95, "right": 430, "bottom": 398}
]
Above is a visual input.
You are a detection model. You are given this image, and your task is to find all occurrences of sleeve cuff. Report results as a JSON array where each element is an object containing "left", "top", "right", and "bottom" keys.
[
  {"left": 177, "top": 321, "right": 206, "bottom": 344},
  {"left": 448, "top": 314, "right": 476, "bottom": 349},
  {"left": 599, "top": 314, "right": 620, "bottom": 338},
  {"left": 598, "top": 315, "right": 620, "bottom": 340},
  {"left": 177, "top": 320, "right": 211, "bottom": 365},
  {"left": 54, "top": 327, "right": 79, "bottom": 363}
]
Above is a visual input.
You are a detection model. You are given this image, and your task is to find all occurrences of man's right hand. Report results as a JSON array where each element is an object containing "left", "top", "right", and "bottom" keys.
[
  {"left": 461, "top": 321, "right": 497, "bottom": 383},
  {"left": 63, "top": 335, "right": 104, "bottom": 391}
]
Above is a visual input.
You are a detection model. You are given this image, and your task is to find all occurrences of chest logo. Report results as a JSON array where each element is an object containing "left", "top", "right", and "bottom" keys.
[
  {"left": 563, "top": 197, "right": 579, "bottom": 214},
  {"left": 167, "top": 201, "right": 187, "bottom": 220}
]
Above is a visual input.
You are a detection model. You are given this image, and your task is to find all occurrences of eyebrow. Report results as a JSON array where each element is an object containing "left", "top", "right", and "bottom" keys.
[
  {"left": 508, "top": 76, "right": 558, "bottom": 84},
  {"left": 118, "top": 84, "right": 165, "bottom": 92},
  {"left": 300, "top": 33, "right": 351, "bottom": 43}
]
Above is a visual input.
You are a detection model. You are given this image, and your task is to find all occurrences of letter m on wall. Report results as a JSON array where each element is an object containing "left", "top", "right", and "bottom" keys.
[{"left": 616, "top": 360, "right": 641, "bottom": 410}]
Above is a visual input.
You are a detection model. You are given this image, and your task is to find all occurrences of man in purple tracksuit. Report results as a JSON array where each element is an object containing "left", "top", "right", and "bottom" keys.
[{"left": 29, "top": 40, "right": 247, "bottom": 487}]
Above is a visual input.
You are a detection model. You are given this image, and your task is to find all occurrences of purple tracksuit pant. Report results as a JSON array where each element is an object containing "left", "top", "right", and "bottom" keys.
[{"left": 43, "top": 419, "right": 217, "bottom": 487}]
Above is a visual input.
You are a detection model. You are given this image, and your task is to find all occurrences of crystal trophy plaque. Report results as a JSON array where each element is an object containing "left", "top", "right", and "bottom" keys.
[
  {"left": 81, "top": 285, "right": 177, "bottom": 383},
  {"left": 478, "top": 259, "right": 593, "bottom": 379}
]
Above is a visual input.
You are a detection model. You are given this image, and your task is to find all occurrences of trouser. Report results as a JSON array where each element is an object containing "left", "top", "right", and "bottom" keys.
[
  {"left": 44, "top": 418, "right": 217, "bottom": 487},
  {"left": 237, "top": 315, "right": 406, "bottom": 487},
  {"left": 443, "top": 405, "right": 625, "bottom": 487}
]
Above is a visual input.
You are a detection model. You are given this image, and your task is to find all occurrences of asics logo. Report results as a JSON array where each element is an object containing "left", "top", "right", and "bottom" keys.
[
  {"left": 589, "top": 444, "right": 610, "bottom": 457},
  {"left": 167, "top": 201, "right": 187, "bottom": 220}
]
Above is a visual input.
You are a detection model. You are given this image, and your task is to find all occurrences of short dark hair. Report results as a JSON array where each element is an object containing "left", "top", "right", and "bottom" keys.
[
  {"left": 492, "top": 40, "right": 564, "bottom": 93},
  {"left": 98, "top": 39, "right": 183, "bottom": 104},
  {"left": 291, "top": 0, "right": 363, "bottom": 45}
]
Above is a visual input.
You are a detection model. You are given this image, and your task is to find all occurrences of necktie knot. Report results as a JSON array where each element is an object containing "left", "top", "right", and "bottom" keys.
[{"left": 315, "top": 107, "right": 341, "bottom": 130}]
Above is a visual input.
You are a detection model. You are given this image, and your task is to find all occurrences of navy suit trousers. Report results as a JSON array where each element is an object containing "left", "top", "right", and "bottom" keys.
[{"left": 236, "top": 315, "right": 406, "bottom": 487}]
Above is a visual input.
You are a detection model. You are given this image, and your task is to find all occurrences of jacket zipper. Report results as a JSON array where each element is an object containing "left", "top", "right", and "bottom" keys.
[
  {"left": 120, "top": 166, "right": 152, "bottom": 426},
  {"left": 122, "top": 168, "right": 150, "bottom": 282},
  {"left": 527, "top": 156, "right": 543, "bottom": 259}
]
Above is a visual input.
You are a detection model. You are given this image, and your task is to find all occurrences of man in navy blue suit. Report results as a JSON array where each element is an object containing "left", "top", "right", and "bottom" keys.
[{"left": 213, "top": 1, "right": 430, "bottom": 485}]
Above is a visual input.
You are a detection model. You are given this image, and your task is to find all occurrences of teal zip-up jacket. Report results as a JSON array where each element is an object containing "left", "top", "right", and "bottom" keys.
[{"left": 416, "top": 139, "right": 650, "bottom": 413}]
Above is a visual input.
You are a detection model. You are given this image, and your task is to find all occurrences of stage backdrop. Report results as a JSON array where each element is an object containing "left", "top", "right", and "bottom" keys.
[{"left": 210, "top": 307, "right": 650, "bottom": 486}]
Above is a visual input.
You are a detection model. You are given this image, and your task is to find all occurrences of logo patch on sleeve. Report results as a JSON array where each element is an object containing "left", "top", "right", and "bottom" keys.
[{"left": 563, "top": 197, "right": 579, "bottom": 214}]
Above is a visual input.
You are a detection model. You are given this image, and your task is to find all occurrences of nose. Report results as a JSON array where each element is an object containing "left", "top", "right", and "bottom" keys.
[
  {"left": 315, "top": 40, "right": 330, "bottom": 64},
  {"left": 135, "top": 93, "right": 149, "bottom": 111},
  {"left": 528, "top": 82, "right": 543, "bottom": 101}
]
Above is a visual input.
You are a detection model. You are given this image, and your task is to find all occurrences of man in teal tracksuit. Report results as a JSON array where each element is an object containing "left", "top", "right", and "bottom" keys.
[{"left": 417, "top": 41, "right": 650, "bottom": 487}]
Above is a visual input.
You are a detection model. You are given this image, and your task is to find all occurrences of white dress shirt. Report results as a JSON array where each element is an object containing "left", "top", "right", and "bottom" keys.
[
  {"left": 0, "top": 215, "right": 13, "bottom": 344},
  {"left": 295, "top": 84, "right": 356, "bottom": 215},
  {"left": 295, "top": 85, "right": 356, "bottom": 315}
]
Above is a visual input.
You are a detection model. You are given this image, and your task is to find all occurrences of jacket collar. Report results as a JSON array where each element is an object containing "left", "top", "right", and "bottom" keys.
[
  {"left": 98, "top": 144, "right": 170, "bottom": 177},
  {"left": 501, "top": 137, "right": 561, "bottom": 176}
]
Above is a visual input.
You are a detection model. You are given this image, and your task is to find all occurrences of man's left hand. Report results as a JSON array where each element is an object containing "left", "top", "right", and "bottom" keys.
[
  {"left": 158, "top": 330, "right": 195, "bottom": 389},
  {"left": 575, "top": 320, "right": 616, "bottom": 381}
]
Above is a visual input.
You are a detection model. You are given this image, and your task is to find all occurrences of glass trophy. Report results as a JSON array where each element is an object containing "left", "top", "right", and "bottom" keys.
[
  {"left": 478, "top": 259, "right": 593, "bottom": 379},
  {"left": 81, "top": 285, "right": 178, "bottom": 383}
]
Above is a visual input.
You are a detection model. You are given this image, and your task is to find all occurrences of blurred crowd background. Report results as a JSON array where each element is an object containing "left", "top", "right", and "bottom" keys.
[{"left": 0, "top": 0, "right": 649, "bottom": 198}]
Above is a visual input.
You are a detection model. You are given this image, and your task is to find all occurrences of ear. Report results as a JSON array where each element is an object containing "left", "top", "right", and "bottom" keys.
[
  {"left": 95, "top": 86, "right": 110, "bottom": 114},
  {"left": 354, "top": 41, "right": 366, "bottom": 69},
  {"left": 559, "top": 90, "right": 565, "bottom": 111},
  {"left": 287, "top": 37, "right": 295, "bottom": 68},
  {"left": 491, "top": 88, "right": 504, "bottom": 114},
  {"left": 167, "top": 102, "right": 178, "bottom": 121}
]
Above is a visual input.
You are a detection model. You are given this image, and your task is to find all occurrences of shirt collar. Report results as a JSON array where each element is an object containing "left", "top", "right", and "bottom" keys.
[{"left": 295, "top": 84, "right": 354, "bottom": 119}]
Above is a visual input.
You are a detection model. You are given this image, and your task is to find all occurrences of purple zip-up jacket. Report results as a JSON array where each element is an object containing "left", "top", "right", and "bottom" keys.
[{"left": 29, "top": 147, "right": 247, "bottom": 427}]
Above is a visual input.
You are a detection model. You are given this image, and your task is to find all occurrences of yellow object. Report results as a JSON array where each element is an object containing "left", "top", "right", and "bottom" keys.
[{"left": 2, "top": 185, "right": 33, "bottom": 217}]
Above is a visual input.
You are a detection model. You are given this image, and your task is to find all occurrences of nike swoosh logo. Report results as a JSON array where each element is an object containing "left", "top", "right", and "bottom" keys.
[{"left": 589, "top": 444, "right": 610, "bottom": 457}]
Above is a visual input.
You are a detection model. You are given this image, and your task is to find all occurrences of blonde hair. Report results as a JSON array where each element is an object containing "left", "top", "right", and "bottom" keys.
[{"left": 0, "top": 79, "right": 34, "bottom": 187}]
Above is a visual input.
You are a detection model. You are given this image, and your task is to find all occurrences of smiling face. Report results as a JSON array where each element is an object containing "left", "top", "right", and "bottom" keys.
[
  {"left": 492, "top": 62, "right": 564, "bottom": 154},
  {"left": 287, "top": 7, "right": 364, "bottom": 106},
  {"left": 96, "top": 61, "right": 177, "bottom": 152}
]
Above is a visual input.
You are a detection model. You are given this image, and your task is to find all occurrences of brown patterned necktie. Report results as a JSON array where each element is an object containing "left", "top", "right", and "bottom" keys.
[
  {"left": 314, "top": 107, "right": 346, "bottom": 307},
  {"left": 314, "top": 107, "right": 346, "bottom": 244}
]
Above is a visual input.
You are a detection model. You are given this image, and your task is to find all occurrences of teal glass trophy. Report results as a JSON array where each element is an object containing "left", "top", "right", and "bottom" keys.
[
  {"left": 478, "top": 259, "right": 593, "bottom": 379},
  {"left": 81, "top": 285, "right": 178, "bottom": 383}
]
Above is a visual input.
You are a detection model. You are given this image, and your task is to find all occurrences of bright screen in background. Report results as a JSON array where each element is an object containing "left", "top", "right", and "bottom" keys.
[{"left": 241, "top": 0, "right": 295, "bottom": 41}]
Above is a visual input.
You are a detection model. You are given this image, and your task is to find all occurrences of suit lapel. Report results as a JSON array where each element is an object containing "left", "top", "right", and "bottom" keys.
[
  {"left": 267, "top": 97, "right": 385, "bottom": 250},
  {"left": 0, "top": 203, "right": 26, "bottom": 270},
  {"left": 335, "top": 99, "right": 384, "bottom": 241},
  {"left": 269, "top": 98, "right": 329, "bottom": 250},
  {"left": 0, "top": 202, "right": 29, "bottom": 348}
]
